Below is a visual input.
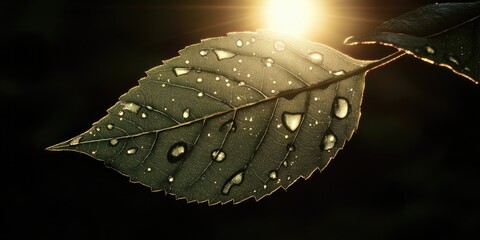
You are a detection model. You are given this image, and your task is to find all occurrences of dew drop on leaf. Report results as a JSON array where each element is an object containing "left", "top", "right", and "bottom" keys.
[
  {"left": 69, "top": 136, "right": 82, "bottom": 146},
  {"left": 167, "top": 142, "right": 188, "bottom": 163},
  {"left": 121, "top": 102, "right": 141, "bottom": 113},
  {"left": 262, "top": 57, "right": 274, "bottom": 67},
  {"left": 173, "top": 67, "right": 190, "bottom": 76},
  {"left": 282, "top": 112, "right": 303, "bottom": 132},
  {"left": 222, "top": 171, "right": 244, "bottom": 195},
  {"left": 182, "top": 109, "right": 190, "bottom": 119},
  {"left": 332, "top": 97, "right": 350, "bottom": 119},
  {"left": 211, "top": 149, "right": 226, "bottom": 162},
  {"left": 307, "top": 52, "right": 323, "bottom": 64},
  {"left": 141, "top": 113, "right": 148, "bottom": 119},
  {"left": 332, "top": 70, "right": 346, "bottom": 76},
  {"left": 107, "top": 124, "right": 114, "bottom": 130},
  {"left": 236, "top": 40, "right": 243, "bottom": 47},
  {"left": 127, "top": 148, "right": 137, "bottom": 155},
  {"left": 199, "top": 49, "right": 209, "bottom": 56},
  {"left": 109, "top": 139, "right": 118, "bottom": 146},
  {"left": 168, "top": 175, "right": 174, "bottom": 183},
  {"left": 425, "top": 46, "right": 435, "bottom": 54},
  {"left": 269, "top": 171, "right": 278, "bottom": 180},
  {"left": 321, "top": 131, "right": 337, "bottom": 151},
  {"left": 213, "top": 50, "right": 237, "bottom": 60},
  {"left": 287, "top": 143, "right": 296, "bottom": 152},
  {"left": 273, "top": 40, "right": 286, "bottom": 51}
]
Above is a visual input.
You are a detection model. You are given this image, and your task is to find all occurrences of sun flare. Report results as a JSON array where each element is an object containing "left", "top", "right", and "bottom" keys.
[{"left": 264, "top": 0, "right": 321, "bottom": 37}]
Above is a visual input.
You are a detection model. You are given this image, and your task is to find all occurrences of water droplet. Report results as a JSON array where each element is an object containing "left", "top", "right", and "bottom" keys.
[
  {"left": 332, "top": 70, "right": 346, "bottom": 76},
  {"left": 199, "top": 49, "right": 209, "bottom": 56},
  {"left": 262, "top": 57, "right": 274, "bottom": 67},
  {"left": 308, "top": 52, "right": 323, "bottom": 64},
  {"left": 309, "top": 66, "right": 313, "bottom": 70},
  {"left": 282, "top": 112, "right": 303, "bottom": 132},
  {"left": 96, "top": 127, "right": 101, "bottom": 132},
  {"left": 219, "top": 119, "right": 237, "bottom": 133},
  {"left": 283, "top": 161, "right": 288, "bottom": 167},
  {"left": 425, "top": 46, "right": 435, "bottom": 54},
  {"left": 332, "top": 97, "right": 350, "bottom": 119},
  {"left": 127, "top": 148, "right": 137, "bottom": 155},
  {"left": 233, "top": 67, "right": 237, "bottom": 72},
  {"left": 448, "top": 55, "right": 460, "bottom": 65},
  {"left": 284, "top": 135, "right": 289, "bottom": 139},
  {"left": 276, "top": 124, "right": 282, "bottom": 129},
  {"left": 162, "top": 84, "right": 166, "bottom": 88},
  {"left": 273, "top": 40, "right": 286, "bottom": 51},
  {"left": 118, "top": 111, "right": 124, "bottom": 116},
  {"left": 238, "top": 81, "right": 245, "bottom": 86},
  {"left": 215, "top": 76, "right": 220, "bottom": 81},
  {"left": 107, "top": 124, "right": 114, "bottom": 130},
  {"left": 91, "top": 151, "right": 97, "bottom": 155},
  {"left": 251, "top": 37, "right": 256, "bottom": 42},
  {"left": 247, "top": 74, "right": 251, "bottom": 78},
  {"left": 147, "top": 167, "right": 152, "bottom": 172},
  {"left": 168, "top": 176, "right": 174, "bottom": 183},
  {"left": 197, "top": 92, "right": 204, "bottom": 97},
  {"left": 287, "top": 143, "right": 296, "bottom": 152},
  {"left": 211, "top": 150, "right": 226, "bottom": 162},
  {"left": 141, "top": 113, "right": 147, "bottom": 119},
  {"left": 222, "top": 171, "right": 244, "bottom": 195},
  {"left": 213, "top": 50, "right": 237, "bottom": 60},
  {"left": 321, "top": 131, "right": 337, "bottom": 151},
  {"left": 110, "top": 138, "right": 118, "bottom": 146},
  {"left": 183, "top": 109, "right": 190, "bottom": 119},
  {"left": 185, "top": 60, "right": 190, "bottom": 64},
  {"left": 69, "top": 136, "right": 82, "bottom": 146},
  {"left": 269, "top": 171, "right": 277, "bottom": 180},
  {"left": 167, "top": 142, "right": 188, "bottom": 163},
  {"left": 173, "top": 67, "right": 190, "bottom": 76},
  {"left": 197, "top": 78, "right": 203, "bottom": 83},
  {"left": 236, "top": 40, "right": 243, "bottom": 47},
  {"left": 464, "top": 66, "right": 471, "bottom": 71}
]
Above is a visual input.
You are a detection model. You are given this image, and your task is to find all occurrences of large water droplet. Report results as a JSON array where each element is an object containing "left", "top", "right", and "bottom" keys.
[
  {"left": 219, "top": 119, "right": 237, "bottom": 133},
  {"left": 262, "top": 57, "right": 274, "bottom": 67},
  {"left": 110, "top": 138, "right": 118, "bottom": 146},
  {"left": 213, "top": 50, "right": 237, "bottom": 60},
  {"left": 167, "top": 142, "right": 188, "bottom": 163},
  {"left": 173, "top": 67, "right": 190, "bottom": 76},
  {"left": 69, "top": 136, "right": 82, "bottom": 146},
  {"left": 269, "top": 171, "right": 277, "bottom": 180},
  {"left": 282, "top": 112, "right": 303, "bottom": 132},
  {"left": 222, "top": 171, "right": 244, "bottom": 195},
  {"left": 211, "top": 150, "right": 226, "bottom": 162},
  {"left": 332, "top": 97, "right": 350, "bottom": 119},
  {"left": 199, "top": 49, "right": 209, "bottom": 56},
  {"left": 236, "top": 40, "right": 243, "bottom": 47},
  {"left": 183, "top": 109, "right": 190, "bottom": 119},
  {"left": 274, "top": 40, "right": 286, "bottom": 51},
  {"left": 321, "top": 131, "right": 337, "bottom": 151},
  {"left": 308, "top": 52, "right": 323, "bottom": 64},
  {"left": 127, "top": 148, "right": 137, "bottom": 155}
]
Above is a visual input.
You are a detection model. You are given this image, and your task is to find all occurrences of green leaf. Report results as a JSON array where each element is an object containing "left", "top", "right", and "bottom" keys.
[
  {"left": 47, "top": 30, "right": 392, "bottom": 204},
  {"left": 345, "top": 1, "right": 480, "bottom": 83}
]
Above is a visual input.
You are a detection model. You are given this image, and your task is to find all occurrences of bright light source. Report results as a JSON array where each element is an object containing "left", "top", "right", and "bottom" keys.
[{"left": 264, "top": 0, "right": 320, "bottom": 37}]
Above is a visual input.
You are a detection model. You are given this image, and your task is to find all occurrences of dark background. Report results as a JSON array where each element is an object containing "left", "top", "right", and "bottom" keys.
[{"left": 3, "top": 0, "right": 479, "bottom": 239}]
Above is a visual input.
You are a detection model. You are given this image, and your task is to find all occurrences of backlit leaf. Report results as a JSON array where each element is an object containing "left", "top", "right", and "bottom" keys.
[
  {"left": 48, "top": 30, "right": 385, "bottom": 204},
  {"left": 345, "top": 1, "right": 480, "bottom": 83}
]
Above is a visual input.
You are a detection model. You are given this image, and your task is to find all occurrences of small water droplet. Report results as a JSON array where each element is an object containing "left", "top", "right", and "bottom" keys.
[
  {"left": 219, "top": 119, "right": 237, "bottom": 133},
  {"left": 448, "top": 55, "right": 460, "bottom": 65},
  {"left": 185, "top": 60, "right": 190, "bottom": 64},
  {"left": 425, "top": 46, "right": 435, "bottom": 54},
  {"left": 141, "top": 113, "right": 148, "bottom": 119},
  {"left": 284, "top": 135, "right": 289, "bottom": 139},
  {"left": 309, "top": 66, "right": 313, "bottom": 70},
  {"left": 173, "top": 67, "right": 190, "bottom": 76},
  {"left": 464, "top": 66, "right": 471, "bottom": 71},
  {"left": 168, "top": 176, "right": 174, "bottom": 183},
  {"left": 238, "top": 59, "right": 242, "bottom": 63},
  {"left": 215, "top": 76, "right": 220, "bottom": 81},
  {"left": 269, "top": 171, "right": 277, "bottom": 180},
  {"left": 238, "top": 81, "right": 245, "bottom": 86},
  {"left": 147, "top": 167, "right": 152, "bottom": 172},
  {"left": 276, "top": 124, "right": 282, "bottom": 129},
  {"left": 332, "top": 70, "right": 346, "bottom": 76},
  {"left": 236, "top": 39, "right": 243, "bottom": 47},
  {"left": 197, "top": 78, "right": 203, "bottom": 83},
  {"left": 197, "top": 92, "right": 204, "bottom": 97},
  {"left": 167, "top": 142, "right": 188, "bottom": 163},
  {"left": 321, "top": 131, "right": 337, "bottom": 151},
  {"left": 283, "top": 161, "right": 288, "bottom": 167},
  {"left": 332, "top": 97, "right": 350, "bottom": 119},
  {"left": 308, "top": 52, "right": 323, "bottom": 64},
  {"left": 69, "top": 136, "right": 82, "bottom": 146},
  {"left": 199, "top": 49, "right": 209, "bottom": 56},
  {"left": 262, "top": 57, "right": 274, "bottom": 67},
  {"left": 222, "top": 171, "right": 244, "bottom": 195},
  {"left": 96, "top": 127, "right": 101, "bottom": 132},
  {"left": 247, "top": 74, "right": 251, "bottom": 78},
  {"left": 91, "top": 151, "right": 97, "bottom": 155},
  {"left": 251, "top": 37, "right": 256, "bottom": 42},
  {"left": 110, "top": 139, "right": 118, "bottom": 146},
  {"left": 162, "top": 84, "right": 166, "bottom": 88},
  {"left": 118, "top": 111, "right": 124, "bottom": 116},
  {"left": 183, "top": 109, "right": 190, "bottom": 119},
  {"left": 273, "top": 40, "right": 286, "bottom": 51},
  {"left": 127, "top": 148, "right": 137, "bottom": 155},
  {"left": 282, "top": 112, "right": 303, "bottom": 132},
  {"left": 263, "top": 184, "right": 267, "bottom": 189},
  {"left": 287, "top": 143, "right": 296, "bottom": 152},
  {"left": 211, "top": 150, "right": 226, "bottom": 162},
  {"left": 233, "top": 67, "right": 237, "bottom": 72},
  {"left": 213, "top": 50, "right": 237, "bottom": 60},
  {"left": 107, "top": 124, "right": 114, "bottom": 130}
]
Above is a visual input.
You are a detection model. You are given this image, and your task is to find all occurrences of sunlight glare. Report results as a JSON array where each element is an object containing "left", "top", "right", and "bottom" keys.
[{"left": 264, "top": 0, "right": 321, "bottom": 37}]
